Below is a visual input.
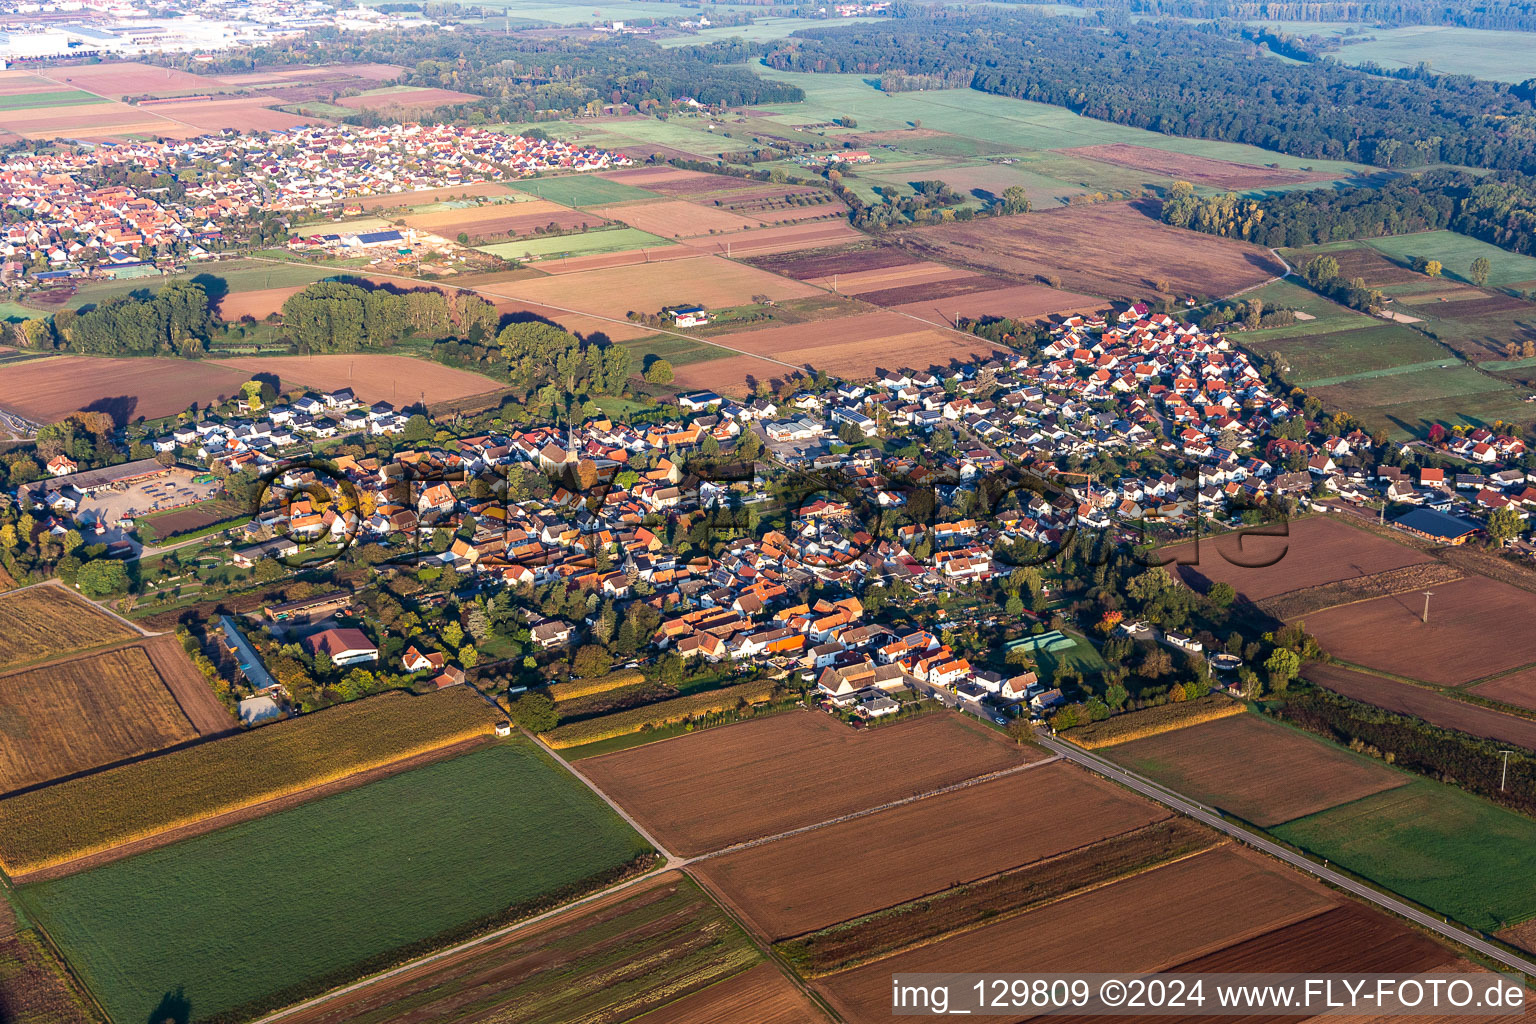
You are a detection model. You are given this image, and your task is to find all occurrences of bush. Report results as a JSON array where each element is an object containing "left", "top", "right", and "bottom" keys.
[{"left": 1061, "top": 694, "right": 1244, "bottom": 749}]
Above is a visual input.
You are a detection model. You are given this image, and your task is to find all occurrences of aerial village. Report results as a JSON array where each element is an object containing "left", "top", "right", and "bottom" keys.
[
  {"left": 0, "top": 122, "right": 629, "bottom": 280},
  {"left": 17, "top": 301, "right": 1533, "bottom": 728}
]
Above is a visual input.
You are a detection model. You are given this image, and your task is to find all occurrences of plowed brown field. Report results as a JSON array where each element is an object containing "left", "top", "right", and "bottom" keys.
[
  {"left": 1105, "top": 713, "right": 1407, "bottom": 826},
  {"left": 577, "top": 712, "right": 1038, "bottom": 856},
  {"left": 1302, "top": 575, "right": 1536, "bottom": 685},
  {"left": 1166, "top": 516, "right": 1432, "bottom": 602},
  {"left": 695, "top": 763, "right": 1168, "bottom": 939},
  {"left": 597, "top": 199, "right": 761, "bottom": 237},
  {"left": 1058, "top": 144, "right": 1331, "bottom": 190},
  {"left": 704, "top": 310, "right": 1005, "bottom": 380},
  {"left": 902, "top": 201, "right": 1285, "bottom": 301},
  {"left": 210, "top": 354, "right": 508, "bottom": 405},
  {"left": 815, "top": 847, "right": 1337, "bottom": 1023},
  {"left": 0, "top": 355, "right": 250, "bottom": 425},
  {"left": 1305, "top": 664, "right": 1536, "bottom": 749}
]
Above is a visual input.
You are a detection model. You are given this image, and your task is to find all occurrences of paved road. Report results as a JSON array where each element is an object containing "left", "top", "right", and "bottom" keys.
[{"left": 1037, "top": 731, "right": 1536, "bottom": 979}]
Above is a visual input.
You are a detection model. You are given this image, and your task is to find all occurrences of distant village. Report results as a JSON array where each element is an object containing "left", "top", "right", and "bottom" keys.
[
  {"left": 16, "top": 304, "right": 1532, "bottom": 726},
  {"left": 0, "top": 122, "right": 630, "bottom": 282}
]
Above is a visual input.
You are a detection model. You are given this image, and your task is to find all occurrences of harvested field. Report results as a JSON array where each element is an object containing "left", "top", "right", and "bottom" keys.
[
  {"left": 139, "top": 633, "right": 239, "bottom": 735},
  {"left": 670, "top": 353, "right": 795, "bottom": 397},
  {"left": 1302, "top": 574, "right": 1536, "bottom": 685},
  {"left": 1304, "top": 663, "right": 1536, "bottom": 749},
  {"left": 210, "top": 353, "right": 507, "bottom": 405},
  {"left": 36, "top": 62, "right": 222, "bottom": 98},
  {"left": 1167, "top": 516, "right": 1433, "bottom": 603},
  {"left": 336, "top": 86, "right": 481, "bottom": 111},
  {"left": 696, "top": 763, "right": 1172, "bottom": 940},
  {"left": 901, "top": 202, "right": 1285, "bottom": 301},
  {"left": 803, "top": 260, "right": 969, "bottom": 293},
  {"left": 1469, "top": 668, "right": 1536, "bottom": 711},
  {"left": 1257, "top": 561, "right": 1465, "bottom": 621},
  {"left": 777, "top": 818, "right": 1219, "bottom": 978},
  {"left": 745, "top": 242, "right": 912, "bottom": 281},
  {"left": 215, "top": 284, "right": 308, "bottom": 319},
  {"left": 704, "top": 310, "right": 1005, "bottom": 380},
  {"left": 0, "top": 642, "right": 204, "bottom": 795},
  {"left": 639, "top": 962, "right": 826, "bottom": 1024},
  {"left": 1106, "top": 713, "right": 1408, "bottom": 826},
  {"left": 534, "top": 245, "right": 697, "bottom": 274},
  {"left": 601, "top": 167, "right": 768, "bottom": 195},
  {"left": 0, "top": 101, "right": 196, "bottom": 140},
  {"left": 0, "top": 584, "right": 134, "bottom": 672},
  {"left": 403, "top": 199, "right": 606, "bottom": 239},
  {"left": 1058, "top": 143, "right": 1330, "bottom": 189},
  {"left": 137, "top": 97, "right": 327, "bottom": 131},
  {"left": 277, "top": 872, "right": 767, "bottom": 1024},
  {"left": 815, "top": 847, "right": 1338, "bottom": 1023},
  {"left": 596, "top": 199, "right": 761, "bottom": 237},
  {"left": 1498, "top": 918, "right": 1536, "bottom": 956},
  {"left": 352, "top": 181, "right": 514, "bottom": 211},
  {"left": 502, "top": 255, "right": 819, "bottom": 321},
  {"left": 1426, "top": 293, "right": 1532, "bottom": 318},
  {"left": 578, "top": 711, "right": 1037, "bottom": 856},
  {"left": 890, "top": 282, "right": 1103, "bottom": 326},
  {"left": 0, "top": 930, "right": 102, "bottom": 1024},
  {"left": 0, "top": 355, "right": 249, "bottom": 425},
  {"left": 1167, "top": 900, "right": 1453, "bottom": 976},
  {"left": 0, "top": 687, "right": 498, "bottom": 876},
  {"left": 686, "top": 219, "right": 863, "bottom": 257},
  {"left": 1309, "top": 245, "right": 1422, "bottom": 286}
]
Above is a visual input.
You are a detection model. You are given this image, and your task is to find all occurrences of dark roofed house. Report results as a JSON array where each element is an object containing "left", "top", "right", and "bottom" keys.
[{"left": 1391, "top": 507, "right": 1482, "bottom": 545}]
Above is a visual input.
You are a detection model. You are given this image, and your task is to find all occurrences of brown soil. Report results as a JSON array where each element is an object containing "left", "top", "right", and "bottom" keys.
[
  {"left": 1258, "top": 561, "right": 1465, "bottom": 621},
  {"left": 639, "top": 962, "right": 827, "bottom": 1024},
  {"left": 1107, "top": 713, "right": 1408, "bottom": 826},
  {"left": 1058, "top": 144, "right": 1331, "bottom": 190},
  {"left": 141, "top": 633, "right": 239, "bottom": 736},
  {"left": 695, "top": 763, "right": 1170, "bottom": 940},
  {"left": 12, "top": 735, "right": 490, "bottom": 883},
  {"left": 1167, "top": 515, "right": 1434, "bottom": 603},
  {"left": 1305, "top": 663, "right": 1536, "bottom": 750},
  {"left": 577, "top": 711, "right": 1038, "bottom": 857},
  {"left": 0, "top": 355, "right": 250, "bottom": 426},
  {"left": 900, "top": 201, "right": 1285, "bottom": 301},
  {"left": 1302, "top": 575, "right": 1536, "bottom": 686},
  {"left": 815, "top": 846, "right": 1338, "bottom": 1023}
]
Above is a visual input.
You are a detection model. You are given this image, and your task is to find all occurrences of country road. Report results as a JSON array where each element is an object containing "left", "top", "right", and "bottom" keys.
[{"left": 1037, "top": 731, "right": 1536, "bottom": 978}]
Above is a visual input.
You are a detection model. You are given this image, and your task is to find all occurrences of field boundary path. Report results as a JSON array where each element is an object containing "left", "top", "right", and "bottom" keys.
[
  {"left": 1039, "top": 730, "right": 1536, "bottom": 979},
  {"left": 688, "top": 752, "right": 1063, "bottom": 864},
  {"left": 530, "top": 732, "right": 682, "bottom": 866}
]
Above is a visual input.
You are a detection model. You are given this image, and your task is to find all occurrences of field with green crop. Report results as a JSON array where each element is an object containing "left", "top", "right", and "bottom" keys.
[
  {"left": 620, "top": 332, "right": 735, "bottom": 368},
  {"left": 0, "top": 90, "right": 105, "bottom": 111},
  {"left": 1227, "top": 21, "right": 1536, "bottom": 82},
  {"left": 1261, "top": 324, "right": 1452, "bottom": 386},
  {"left": 504, "top": 174, "right": 658, "bottom": 206},
  {"left": 63, "top": 259, "right": 332, "bottom": 310},
  {"left": 20, "top": 739, "right": 652, "bottom": 1024},
  {"left": 1271, "top": 779, "right": 1536, "bottom": 933},
  {"left": 1364, "top": 231, "right": 1536, "bottom": 289},
  {"left": 478, "top": 226, "right": 673, "bottom": 261}
]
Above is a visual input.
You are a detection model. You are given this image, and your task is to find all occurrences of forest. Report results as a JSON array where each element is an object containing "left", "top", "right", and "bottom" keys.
[
  {"left": 150, "top": 30, "right": 801, "bottom": 121},
  {"left": 765, "top": 12, "right": 1536, "bottom": 173},
  {"left": 1160, "top": 170, "right": 1536, "bottom": 256},
  {"left": 1095, "top": 0, "right": 1536, "bottom": 32}
]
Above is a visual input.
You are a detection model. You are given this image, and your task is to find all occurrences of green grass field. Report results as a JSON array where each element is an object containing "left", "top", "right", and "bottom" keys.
[
  {"left": 1264, "top": 324, "right": 1452, "bottom": 386},
  {"left": 1032, "top": 634, "right": 1109, "bottom": 683},
  {"left": 505, "top": 173, "right": 658, "bottom": 206},
  {"left": 0, "top": 90, "right": 105, "bottom": 111},
  {"left": 478, "top": 226, "right": 673, "bottom": 261},
  {"left": 621, "top": 333, "right": 735, "bottom": 368},
  {"left": 1364, "top": 231, "right": 1536, "bottom": 289},
  {"left": 65, "top": 259, "right": 333, "bottom": 310},
  {"left": 1230, "top": 21, "right": 1536, "bottom": 83},
  {"left": 20, "top": 740, "right": 651, "bottom": 1024},
  {"left": 1272, "top": 779, "right": 1536, "bottom": 932}
]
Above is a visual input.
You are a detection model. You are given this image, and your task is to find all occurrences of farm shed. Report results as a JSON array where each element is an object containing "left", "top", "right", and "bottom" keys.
[{"left": 1390, "top": 507, "right": 1483, "bottom": 544}]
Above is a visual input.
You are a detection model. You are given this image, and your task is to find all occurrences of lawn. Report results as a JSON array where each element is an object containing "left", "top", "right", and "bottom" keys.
[
  {"left": 20, "top": 739, "right": 652, "bottom": 1024},
  {"left": 1364, "top": 231, "right": 1536, "bottom": 289},
  {"left": 504, "top": 174, "right": 658, "bottom": 206},
  {"left": 0, "top": 90, "right": 105, "bottom": 111},
  {"left": 1271, "top": 779, "right": 1536, "bottom": 933},
  {"left": 620, "top": 333, "right": 735, "bottom": 368},
  {"left": 478, "top": 226, "right": 673, "bottom": 261},
  {"left": 1031, "top": 634, "right": 1108, "bottom": 683}
]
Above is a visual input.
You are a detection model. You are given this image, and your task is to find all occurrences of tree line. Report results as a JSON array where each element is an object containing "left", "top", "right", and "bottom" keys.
[
  {"left": 1100, "top": 0, "right": 1536, "bottom": 34},
  {"left": 764, "top": 12, "right": 1536, "bottom": 173},
  {"left": 10, "top": 280, "right": 217, "bottom": 356},
  {"left": 1160, "top": 170, "right": 1536, "bottom": 257}
]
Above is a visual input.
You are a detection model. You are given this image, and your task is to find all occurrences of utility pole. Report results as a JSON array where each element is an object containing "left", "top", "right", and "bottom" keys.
[
  {"left": 1421, "top": 590, "right": 1434, "bottom": 625},
  {"left": 1499, "top": 749, "right": 1515, "bottom": 791}
]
